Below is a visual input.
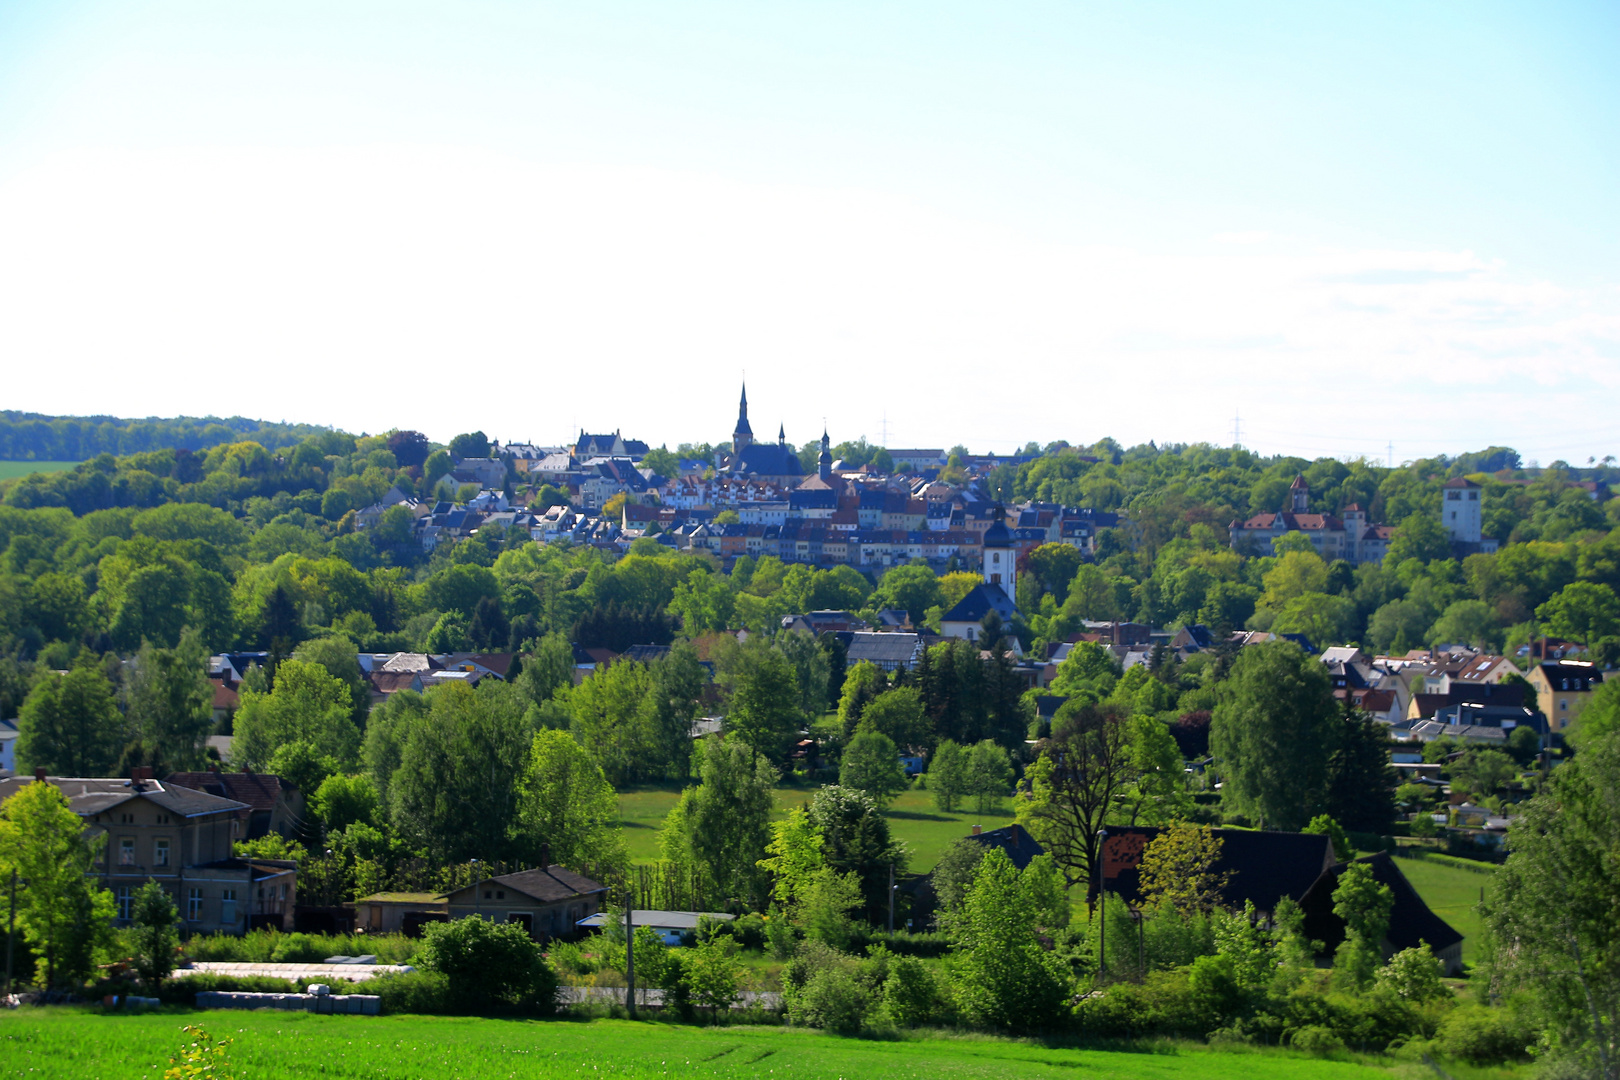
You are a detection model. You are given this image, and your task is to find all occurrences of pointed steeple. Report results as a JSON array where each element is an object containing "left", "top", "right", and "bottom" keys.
[
  {"left": 778, "top": 423, "right": 785, "bottom": 445},
  {"left": 733, "top": 382, "right": 753, "bottom": 451},
  {"left": 818, "top": 426, "right": 833, "bottom": 482}
]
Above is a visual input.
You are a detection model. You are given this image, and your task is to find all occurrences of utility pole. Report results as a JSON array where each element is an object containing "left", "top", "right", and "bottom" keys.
[
  {"left": 1097, "top": 828, "right": 1107, "bottom": 983},
  {"left": 887, "top": 862, "right": 895, "bottom": 936},
  {"left": 623, "top": 889, "right": 636, "bottom": 1020},
  {"left": 4, "top": 868, "right": 15, "bottom": 997},
  {"left": 1230, "top": 411, "right": 1243, "bottom": 449}
]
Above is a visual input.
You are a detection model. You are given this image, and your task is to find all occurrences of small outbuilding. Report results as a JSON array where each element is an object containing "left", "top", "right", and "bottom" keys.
[{"left": 575, "top": 909, "right": 736, "bottom": 946}]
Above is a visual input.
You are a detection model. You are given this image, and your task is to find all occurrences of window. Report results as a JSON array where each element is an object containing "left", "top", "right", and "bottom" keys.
[
  {"left": 119, "top": 838, "right": 136, "bottom": 866},
  {"left": 154, "top": 839, "right": 170, "bottom": 867},
  {"left": 116, "top": 886, "right": 133, "bottom": 920},
  {"left": 187, "top": 888, "right": 203, "bottom": 921},
  {"left": 496, "top": 890, "right": 506, "bottom": 900},
  {"left": 1561, "top": 700, "right": 1568, "bottom": 711}
]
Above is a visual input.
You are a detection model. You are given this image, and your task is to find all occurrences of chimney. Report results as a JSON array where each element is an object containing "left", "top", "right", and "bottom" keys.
[
  {"left": 33, "top": 767, "right": 46, "bottom": 783},
  {"left": 971, "top": 824, "right": 982, "bottom": 836},
  {"left": 539, "top": 842, "right": 551, "bottom": 868},
  {"left": 131, "top": 765, "right": 154, "bottom": 782}
]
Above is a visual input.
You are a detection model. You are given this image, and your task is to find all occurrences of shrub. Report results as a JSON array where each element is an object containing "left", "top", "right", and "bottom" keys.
[
  {"left": 681, "top": 934, "right": 743, "bottom": 1019},
  {"left": 417, "top": 918, "right": 556, "bottom": 1012},
  {"left": 1435, "top": 1003, "right": 1534, "bottom": 1064},
  {"left": 545, "top": 940, "right": 596, "bottom": 978},
  {"left": 156, "top": 973, "right": 302, "bottom": 1005},
  {"left": 365, "top": 970, "right": 455, "bottom": 1015},
  {"left": 184, "top": 930, "right": 417, "bottom": 965},
  {"left": 792, "top": 965, "right": 870, "bottom": 1033},
  {"left": 878, "top": 955, "right": 943, "bottom": 1027},
  {"left": 729, "top": 912, "right": 767, "bottom": 951},
  {"left": 1290, "top": 1025, "right": 1346, "bottom": 1056},
  {"left": 1375, "top": 945, "right": 1447, "bottom": 1002},
  {"left": 270, "top": 933, "right": 329, "bottom": 964}
]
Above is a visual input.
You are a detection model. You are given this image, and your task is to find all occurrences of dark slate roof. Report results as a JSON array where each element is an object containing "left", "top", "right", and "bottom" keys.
[
  {"left": 940, "top": 583, "right": 1019, "bottom": 625},
  {"left": 964, "top": 824, "right": 1045, "bottom": 870},
  {"left": 844, "top": 632, "right": 922, "bottom": 667},
  {"left": 731, "top": 443, "right": 804, "bottom": 477},
  {"left": 623, "top": 644, "right": 672, "bottom": 664},
  {"left": 981, "top": 516, "right": 1013, "bottom": 548},
  {"left": 1102, "top": 826, "right": 1336, "bottom": 913},
  {"left": 164, "top": 771, "right": 291, "bottom": 812},
  {"left": 1034, "top": 694, "right": 1069, "bottom": 720},
  {"left": 785, "top": 488, "right": 835, "bottom": 510},
  {"left": 446, "top": 865, "right": 608, "bottom": 904},
  {"left": 1298, "top": 851, "right": 1463, "bottom": 954}
]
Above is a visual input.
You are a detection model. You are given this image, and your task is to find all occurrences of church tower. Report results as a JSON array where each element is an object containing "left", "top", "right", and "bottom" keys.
[
  {"left": 732, "top": 384, "right": 753, "bottom": 453},
  {"left": 1289, "top": 474, "right": 1309, "bottom": 513},
  {"left": 818, "top": 428, "right": 833, "bottom": 482},
  {"left": 981, "top": 504, "right": 1015, "bottom": 600}
]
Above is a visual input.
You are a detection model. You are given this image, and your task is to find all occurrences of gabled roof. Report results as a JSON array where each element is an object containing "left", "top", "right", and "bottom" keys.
[
  {"left": 164, "top": 770, "right": 291, "bottom": 812},
  {"left": 1298, "top": 850, "right": 1462, "bottom": 954},
  {"left": 1102, "top": 826, "right": 1336, "bottom": 913},
  {"left": 844, "top": 632, "right": 923, "bottom": 666},
  {"left": 940, "top": 583, "right": 1019, "bottom": 625},
  {"left": 445, "top": 865, "right": 608, "bottom": 905},
  {"left": 962, "top": 824, "right": 1045, "bottom": 870}
]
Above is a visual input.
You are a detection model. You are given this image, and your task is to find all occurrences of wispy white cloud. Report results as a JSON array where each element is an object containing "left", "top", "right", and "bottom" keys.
[{"left": 0, "top": 145, "right": 1615, "bottom": 461}]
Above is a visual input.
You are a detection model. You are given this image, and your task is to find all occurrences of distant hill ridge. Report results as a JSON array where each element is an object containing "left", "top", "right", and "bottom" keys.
[{"left": 0, "top": 411, "right": 347, "bottom": 461}]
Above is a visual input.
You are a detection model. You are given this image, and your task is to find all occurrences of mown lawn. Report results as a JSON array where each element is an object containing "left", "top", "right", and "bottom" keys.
[
  {"left": 617, "top": 782, "right": 1010, "bottom": 872},
  {"left": 0, "top": 1008, "right": 1419, "bottom": 1080},
  {"left": 0, "top": 460, "right": 77, "bottom": 480},
  {"left": 1393, "top": 854, "right": 1493, "bottom": 966}
]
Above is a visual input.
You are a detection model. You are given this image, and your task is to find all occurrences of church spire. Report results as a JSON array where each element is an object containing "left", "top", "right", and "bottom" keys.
[
  {"left": 818, "top": 425, "right": 832, "bottom": 482},
  {"left": 733, "top": 382, "right": 753, "bottom": 451}
]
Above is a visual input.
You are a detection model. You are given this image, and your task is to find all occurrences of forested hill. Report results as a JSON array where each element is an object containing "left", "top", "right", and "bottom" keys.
[{"left": 0, "top": 410, "right": 345, "bottom": 462}]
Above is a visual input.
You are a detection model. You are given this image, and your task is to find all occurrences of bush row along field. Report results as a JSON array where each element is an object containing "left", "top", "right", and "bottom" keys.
[{"left": 0, "top": 1009, "right": 1498, "bottom": 1080}]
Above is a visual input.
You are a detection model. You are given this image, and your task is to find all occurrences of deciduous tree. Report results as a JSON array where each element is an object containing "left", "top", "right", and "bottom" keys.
[{"left": 1210, "top": 641, "right": 1335, "bottom": 831}]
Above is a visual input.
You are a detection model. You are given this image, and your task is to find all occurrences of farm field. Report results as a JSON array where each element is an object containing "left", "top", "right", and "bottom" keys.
[
  {"left": 0, "top": 1009, "right": 1443, "bottom": 1080},
  {"left": 0, "top": 460, "right": 77, "bottom": 479},
  {"left": 617, "top": 782, "right": 1013, "bottom": 871}
]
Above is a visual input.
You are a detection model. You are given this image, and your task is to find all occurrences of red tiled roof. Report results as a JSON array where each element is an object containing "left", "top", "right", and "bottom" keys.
[
  {"left": 209, "top": 679, "right": 240, "bottom": 710},
  {"left": 164, "top": 770, "right": 288, "bottom": 811}
]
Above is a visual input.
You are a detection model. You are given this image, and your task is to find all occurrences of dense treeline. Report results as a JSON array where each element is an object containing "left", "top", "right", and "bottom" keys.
[{"left": 0, "top": 410, "right": 343, "bottom": 462}]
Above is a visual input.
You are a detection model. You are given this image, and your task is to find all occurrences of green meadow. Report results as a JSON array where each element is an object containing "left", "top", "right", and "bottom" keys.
[
  {"left": 1390, "top": 854, "right": 1493, "bottom": 965},
  {"left": 0, "top": 1009, "right": 1470, "bottom": 1080},
  {"left": 0, "top": 460, "right": 77, "bottom": 480},
  {"left": 617, "top": 782, "right": 1014, "bottom": 872}
]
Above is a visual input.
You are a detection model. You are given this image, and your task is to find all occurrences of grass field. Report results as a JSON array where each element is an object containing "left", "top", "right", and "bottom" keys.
[
  {"left": 617, "top": 782, "right": 1013, "bottom": 872},
  {"left": 0, "top": 460, "right": 77, "bottom": 480},
  {"left": 0, "top": 1009, "right": 1428, "bottom": 1080},
  {"left": 1392, "top": 854, "right": 1493, "bottom": 966}
]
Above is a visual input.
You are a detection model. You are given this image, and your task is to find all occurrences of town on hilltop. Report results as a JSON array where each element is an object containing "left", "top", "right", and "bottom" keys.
[{"left": 0, "top": 403, "right": 1616, "bottom": 1070}]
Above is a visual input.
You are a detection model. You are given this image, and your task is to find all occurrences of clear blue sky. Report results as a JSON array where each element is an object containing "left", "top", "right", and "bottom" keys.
[{"left": 1, "top": 2, "right": 1615, "bottom": 463}]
